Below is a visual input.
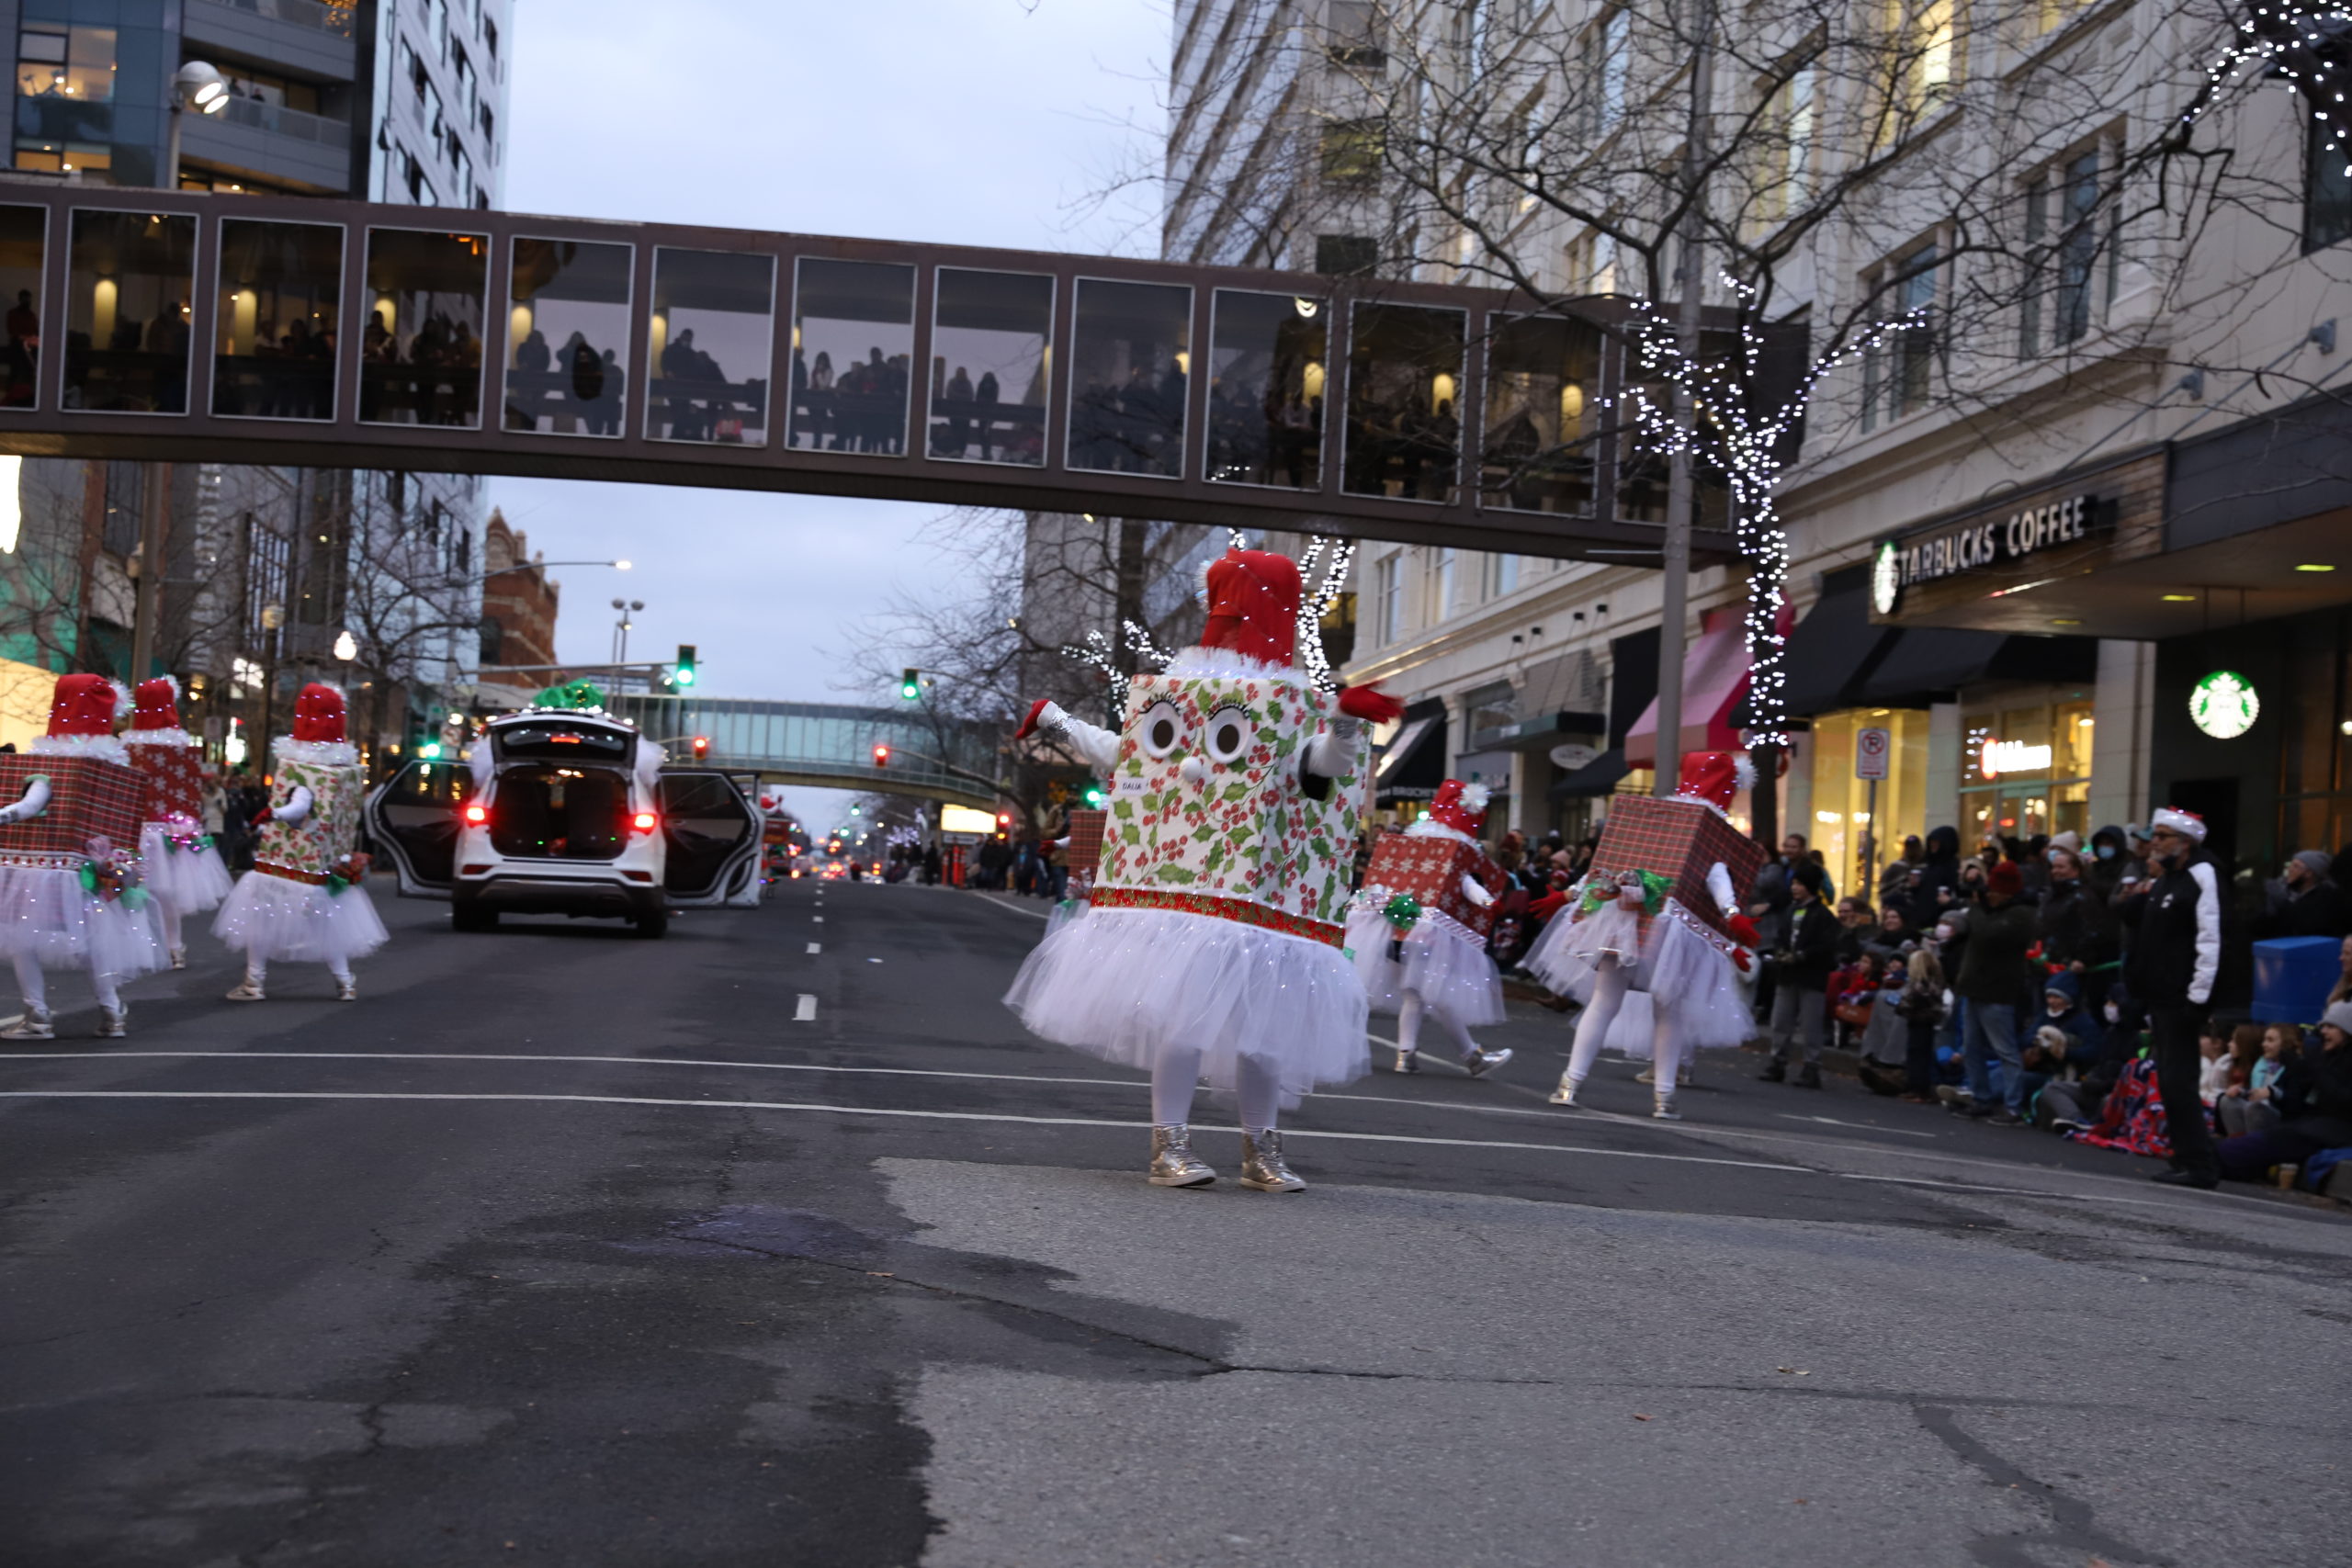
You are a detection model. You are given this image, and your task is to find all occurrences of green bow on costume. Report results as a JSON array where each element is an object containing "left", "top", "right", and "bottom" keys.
[
  {"left": 1380, "top": 892, "right": 1423, "bottom": 933},
  {"left": 533, "top": 678, "right": 608, "bottom": 712},
  {"left": 1576, "top": 868, "right": 1673, "bottom": 918},
  {"left": 77, "top": 859, "right": 149, "bottom": 911},
  {"left": 164, "top": 832, "right": 215, "bottom": 854}
]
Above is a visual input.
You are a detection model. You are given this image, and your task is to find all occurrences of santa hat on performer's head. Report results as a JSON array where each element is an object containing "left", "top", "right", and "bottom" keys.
[
  {"left": 2150, "top": 806, "right": 2208, "bottom": 843},
  {"left": 47, "top": 673, "right": 123, "bottom": 739},
  {"left": 130, "top": 675, "right": 183, "bottom": 731},
  {"left": 291, "top": 682, "right": 348, "bottom": 744},
  {"left": 1426, "top": 779, "right": 1492, "bottom": 837},
  {"left": 1671, "top": 750, "right": 1757, "bottom": 815},
  {"left": 1197, "top": 547, "right": 1300, "bottom": 669}
]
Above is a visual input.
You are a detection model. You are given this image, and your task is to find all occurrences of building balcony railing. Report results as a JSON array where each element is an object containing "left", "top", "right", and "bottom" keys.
[
  {"left": 190, "top": 0, "right": 356, "bottom": 37},
  {"left": 215, "top": 94, "right": 352, "bottom": 149}
]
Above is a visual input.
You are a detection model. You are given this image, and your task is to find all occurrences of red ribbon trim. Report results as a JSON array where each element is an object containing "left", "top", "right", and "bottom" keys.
[{"left": 1090, "top": 885, "right": 1343, "bottom": 947}]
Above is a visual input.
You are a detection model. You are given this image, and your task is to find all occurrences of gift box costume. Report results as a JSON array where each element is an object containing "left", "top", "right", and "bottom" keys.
[
  {"left": 212, "top": 682, "right": 388, "bottom": 1000},
  {"left": 124, "top": 675, "right": 232, "bottom": 968},
  {"left": 0, "top": 674, "right": 167, "bottom": 1038},
  {"left": 1347, "top": 779, "right": 1512, "bottom": 1078},
  {"left": 1003, "top": 547, "right": 1394, "bottom": 1190},
  {"left": 1524, "top": 750, "right": 1765, "bottom": 1118}
]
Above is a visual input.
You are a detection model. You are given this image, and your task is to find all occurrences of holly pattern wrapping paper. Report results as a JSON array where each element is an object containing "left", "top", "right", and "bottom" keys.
[
  {"left": 1096, "top": 671, "right": 1369, "bottom": 932},
  {"left": 254, "top": 758, "right": 361, "bottom": 879},
  {"left": 1363, "top": 832, "right": 1506, "bottom": 940},
  {"left": 127, "top": 741, "right": 203, "bottom": 824}
]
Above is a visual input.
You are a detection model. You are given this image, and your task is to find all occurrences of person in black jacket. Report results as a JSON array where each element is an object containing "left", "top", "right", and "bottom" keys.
[
  {"left": 2113, "top": 807, "right": 2224, "bottom": 1188},
  {"left": 1761, "top": 861, "right": 1838, "bottom": 1088},
  {"left": 1953, "top": 860, "right": 2039, "bottom": 1122},
  {"left": 2217, "top": 1005, "right": 2352, "bottom": 1181},
  {"left": 2256, "top": 850, "right": 2352, "bottom": 942}
]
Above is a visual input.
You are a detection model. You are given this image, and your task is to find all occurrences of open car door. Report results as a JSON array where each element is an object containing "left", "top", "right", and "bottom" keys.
[
  {"left": 364, "top": 758, "right": 466, "bottom": 899},
  {"left": 657, "top": 769, "right": 762, "bottom": 908}
]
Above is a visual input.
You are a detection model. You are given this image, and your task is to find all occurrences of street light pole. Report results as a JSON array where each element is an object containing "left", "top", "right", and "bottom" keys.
[{"left": 1653, "top": 1, "right": 1714, "bottom": 799}]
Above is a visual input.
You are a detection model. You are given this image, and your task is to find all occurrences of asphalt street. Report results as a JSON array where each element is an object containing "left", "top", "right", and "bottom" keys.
[{"left": 2, "top": 874, "right": 2347, "bottom": 1567}]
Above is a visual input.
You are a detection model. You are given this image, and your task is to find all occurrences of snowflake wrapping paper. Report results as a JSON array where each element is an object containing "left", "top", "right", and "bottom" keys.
[{"left": 1362, "top": 833, "right": 1505, "bottom": 939}]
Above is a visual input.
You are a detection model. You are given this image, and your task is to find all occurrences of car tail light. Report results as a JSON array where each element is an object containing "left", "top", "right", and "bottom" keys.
[
  {"left": 631, "top": 811, "right": 659, "bottom": 833},
  {"left": 462, "top": 803, "right": 488, "bottom": 825}
]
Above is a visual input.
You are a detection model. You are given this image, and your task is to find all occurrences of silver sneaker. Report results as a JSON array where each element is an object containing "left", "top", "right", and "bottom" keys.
[
  {"left": 224, "top": 980, "right": 266, "bottom": 1002},
  {"left": 1394, "top": 1047, "right": 1419, "bottom": 1073},
  {"left": 0, "top": 1009, "right": 54, "bottom": 1040},
  {"left": 335, "top": 976, "right": 358, "bottom": 1002},
  {"left": 1464, "top": 1045, "right": 1512, "bottom": 1079},
  {"left": 169, "top": 946, "right": 187, "bottom": 971},
  {"left": 1147, "top": 1123, "right": 1216, "bottom": 1187},
  {"left": 95, "top": 1007, "right": 127, "bottom": 1039},
  {"left": 1238, "top": 1128, "right": 1306, "bottom": 1192},
  {"left": 1548, "top": 1075, "right": 1582, "bottom": 1107},
  {"left": 1652, "top": 1091, "right": 1682, "bottom": 1121}
]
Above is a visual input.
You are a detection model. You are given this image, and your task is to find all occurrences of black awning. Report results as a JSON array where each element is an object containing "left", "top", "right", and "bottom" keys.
[
  {"left": 1376, "top": 705, "right": 1447, "bottom": 801},
  {"left": 1857, "top": 629, "right": 2098, "bottom": 707},
  {"left": 1730, "top": 564, "right": 1901, "bottom": 726},
  {"left": 1548, "top": 746, "right": 1629, "bottom": 800},
  {"left": 1608, "top": 627, "right": 1659, "bottom": 745}
]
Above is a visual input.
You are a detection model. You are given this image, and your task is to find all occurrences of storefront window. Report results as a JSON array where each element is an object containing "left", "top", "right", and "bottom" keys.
[
  {"left": 1809, "top": 708, "right": 1930, "bottom": 893},
  {"left": 1961, "top": 697, "right": 2093, "bottom": 850}
]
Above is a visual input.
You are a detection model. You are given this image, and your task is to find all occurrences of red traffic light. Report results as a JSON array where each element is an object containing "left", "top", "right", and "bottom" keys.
[
  {"left": 691, "top": 736, "right": 709, "bottom": 759},
  {"left": 872, "top": 742, "right": 891, "bottom": 767}
]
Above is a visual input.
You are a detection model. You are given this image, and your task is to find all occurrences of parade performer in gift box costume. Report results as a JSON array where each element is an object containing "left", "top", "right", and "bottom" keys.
[
  {"left": 124, "top": 676, "right": 232, "bottom": 970},
  {"left": 1347, "top": 778, "right": 1512, "bottom": 1078},
  {"left": 1003, "top": 547, "right": 1396, "bottom": 1191},
  {"left": 214, "top": 682, "right": 387, "bottom": 1001},
  {"left": 1524, "top": 750, "right": 1765, "bottom": 1120},
  {"left": 0, "top": 674, "right": 166, "bottom": 1039}
]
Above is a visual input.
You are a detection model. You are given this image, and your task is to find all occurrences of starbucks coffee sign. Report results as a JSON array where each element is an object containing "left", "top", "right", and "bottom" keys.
[{"left": 1873, "top": 492, "right": 2109, "bottom": 613}]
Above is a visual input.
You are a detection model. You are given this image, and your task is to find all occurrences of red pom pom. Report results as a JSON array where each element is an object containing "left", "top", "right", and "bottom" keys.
[
  {"left": 1336, "top": 685, "right": 1404, "bottom": 723},
  {"left": 1012, "top": 698, "right": 1053, "bottom": 741}
]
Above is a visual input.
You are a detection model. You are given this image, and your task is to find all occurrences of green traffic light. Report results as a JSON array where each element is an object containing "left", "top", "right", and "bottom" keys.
[
  {"left": 675, "top": 643, "right": 698, "bottom": 687},
  {"left": 419, "top": 740, "right": 443, "bottom": 760},
  {"left": 899, "top": 666, "right": 921, "bottom": 701}
]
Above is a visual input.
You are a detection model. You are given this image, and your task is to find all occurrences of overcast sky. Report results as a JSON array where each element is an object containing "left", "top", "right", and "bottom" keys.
[{"left": 494, "top": 0, "right": 1167, "bottom": 829}]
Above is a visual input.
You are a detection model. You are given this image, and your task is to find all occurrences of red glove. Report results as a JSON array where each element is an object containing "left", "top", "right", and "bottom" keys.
[
  {"left": 250, "top": 807, "right": 275, "bottom": 828},
  {"left": 1726, "top": 913, "right": 1759, "bottom": 948},
  {"left": 1528, "top": 889, "right": 1569, "bottom": 921},
  {"left": 1335, "top": 685, "right": 1405, "bottom": 724},
  {"left": 1731, "top": 948, "right": 1754, "bottom": 973},
  {"left": 1012, "top": 698, "right": 1053, "bottom": 741}
]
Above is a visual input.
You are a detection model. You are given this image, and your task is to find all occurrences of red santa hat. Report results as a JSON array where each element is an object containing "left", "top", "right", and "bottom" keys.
[
  {"left": 30, "top": 673, "right": 133, "bottom": 762},
  {"left": 1425, "top": 779, "right": 1492, "bottom": 837},
  {"left": 1197, "top": 547, "right": 1299, "bottom": 669},
  {"left": 291, "top": 682, "right": 348, "bottom": 744},
  {"left": 130, "top": 675, "right": 183, "bottom": 731},
  {"left": 2149, "top": 806, "right": 2207, "bottom": 843},
  {"left": 1671, "top": 750, "right": 1757, "bottom": 815}
]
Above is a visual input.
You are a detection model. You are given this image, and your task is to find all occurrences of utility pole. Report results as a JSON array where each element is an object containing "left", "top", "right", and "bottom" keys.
[
  {"left": 1653, "top": 0, "right": 1713, "bottom": 798},
  {"left": 128, "top": 464, "right": 169, "bottom": 680}
]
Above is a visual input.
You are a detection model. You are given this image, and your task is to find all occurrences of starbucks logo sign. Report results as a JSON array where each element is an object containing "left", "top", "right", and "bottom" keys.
[
  {"left": 1871, "top": 538, "right": 1902, "bottom": 615},
  {"left": 2189, "top": 670, "right": 2259, "bottom": 739}
]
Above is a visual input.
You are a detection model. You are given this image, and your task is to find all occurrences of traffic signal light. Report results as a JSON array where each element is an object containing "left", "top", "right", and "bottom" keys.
[
  {"left": 1081, "top": 777, "right": 1106, "bottom": 808},
  {"left": 691, "top": 735, "right": 709, "bottom": 760},
  {"left": 899, "top": 667, "right": 921, "bottom": 701},
  {"left": 674, "top": 644, "right": 697, "bottom": 687},
  {"left": 872, "top": 742, "right": 891, "bottom": 768}
]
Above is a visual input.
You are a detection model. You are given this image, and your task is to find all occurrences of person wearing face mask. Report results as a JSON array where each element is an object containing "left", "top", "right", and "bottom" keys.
[
  {"left": 2086, "top": 825, "right": 2132, "bottom": 898},
  {"left": 2112, "top": 807, "right": 2223, "bottom": 1189}
]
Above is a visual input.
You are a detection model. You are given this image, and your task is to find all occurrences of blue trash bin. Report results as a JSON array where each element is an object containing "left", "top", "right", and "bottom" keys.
[{"left": 2251, "top": 935, "right": 2340, "bottom": 1024}]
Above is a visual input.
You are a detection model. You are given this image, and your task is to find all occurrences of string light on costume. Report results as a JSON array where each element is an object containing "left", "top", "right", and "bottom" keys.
[
  {"left": 1620, "top": 279, "right": 1928, "bottom": 753},
  {"left": 2184, "top": 7, "right": 2352, "bottom": 177}
]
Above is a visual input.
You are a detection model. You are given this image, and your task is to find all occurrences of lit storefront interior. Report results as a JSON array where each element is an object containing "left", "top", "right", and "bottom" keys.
[
  {"left": 1959, "top": 695, "right": 2097, "bottom": 849},
  {"left": 1808, "top": 707, "right": 1931, "bottom": 886}
]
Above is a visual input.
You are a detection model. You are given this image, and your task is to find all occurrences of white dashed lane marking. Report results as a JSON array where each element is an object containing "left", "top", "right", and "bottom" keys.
[
  {"left": 807, "top": 942, "right": 821, "bottom": 954},
  {"left": 793, "top": 994, "right": 818, "bottom": 1022}
]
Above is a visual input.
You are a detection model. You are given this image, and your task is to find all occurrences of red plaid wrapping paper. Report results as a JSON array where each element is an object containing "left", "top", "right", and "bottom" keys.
[
  {"left": 0, "top": 754, "right": 147, "bottom": 862},
  {"left": 1588, "top": 795, "right": 1767, "bottom": 944},
  {"left": 1363, "top": 832, "right": 1505, "bottom": 940},
  {"left": 128, "top": 743, "right": 203, "bottom": 823},
  {"left": 1063, "top": 809, "right": 1107, "bottom": 877}
]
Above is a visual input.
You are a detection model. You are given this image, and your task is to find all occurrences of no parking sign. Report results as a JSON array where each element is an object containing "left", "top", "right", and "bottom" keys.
[{"left": 1855, "top": 727, "right": 1891, "bottom": 781}]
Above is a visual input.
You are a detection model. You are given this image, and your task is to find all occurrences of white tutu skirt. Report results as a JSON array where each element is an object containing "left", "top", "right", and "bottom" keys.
[
  {"left": 0, "top": 865, "right": 167, "bottom": 976},
  {"left": 1344, "top": 905, "right": 1505, "bottom": 1027},
  {"left": 140, "top": 823, "right": 234, "bottom": 913},
  {"left": 213, "top": 869, "right": 390, "bottom": 964},
  {"left": 1004, "top": 906, "right": 1369, "bottom": 1109},
  {"left": 1525, "top": 900, "right": 1753, "bottom": 1051}
]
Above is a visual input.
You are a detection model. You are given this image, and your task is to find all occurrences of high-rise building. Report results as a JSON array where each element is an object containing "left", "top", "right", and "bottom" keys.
[{"left": 0, "top": 0, "right": 511, "bottom": 765}]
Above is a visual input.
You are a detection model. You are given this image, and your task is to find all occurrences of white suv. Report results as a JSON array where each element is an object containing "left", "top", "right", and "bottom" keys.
[{"left": 366, "top": 705, "right": 761, "bottom": 937}]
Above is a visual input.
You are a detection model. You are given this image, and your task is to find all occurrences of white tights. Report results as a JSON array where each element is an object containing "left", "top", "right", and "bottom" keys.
[
  {"left": 1396, "top": 989, "right": 1477, "bottom": 1060},
  {"left": 245, "top": 954, "right": 353, "bottom": 987},
  {"left": 15, "top": 952, "right": 121, "bottom": 1015},
  {"left": 156, "top": 899, "right": 183, "bottom": 954},
  {"left": 1564, "top": 955, "right": 1679, "bottom": 1090},
  {"left": 1151, "top": 1045, "right": 1282, "bottom": 1133}
]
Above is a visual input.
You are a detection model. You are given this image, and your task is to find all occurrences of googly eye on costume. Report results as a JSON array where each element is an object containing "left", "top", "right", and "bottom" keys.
[
  {"left": 1137, "top": 699, "right": 1185, "bottom": 759},
  {"left": 1202, "top": 705, "right": 1250, "bottom": 765}
]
